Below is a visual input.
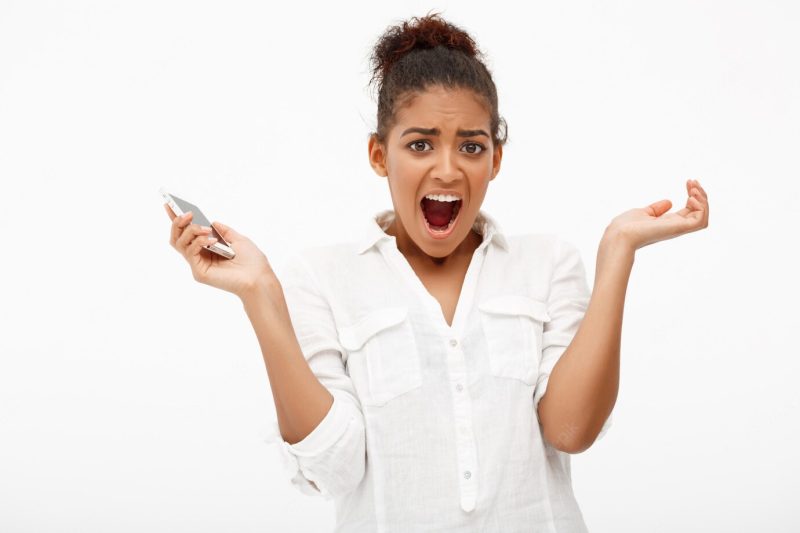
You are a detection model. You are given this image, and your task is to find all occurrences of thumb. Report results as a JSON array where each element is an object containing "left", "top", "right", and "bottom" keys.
[
  {"left": 646, "top": 199, "right": 672, "bottom": 217},
  {"left": 211, "top": 221, "right": 240, "bottom": 242}
]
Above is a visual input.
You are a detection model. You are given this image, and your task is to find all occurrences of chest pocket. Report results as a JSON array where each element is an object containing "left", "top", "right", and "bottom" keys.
[
  {"left": 337, "top": 306, "right": 422, "bottom": 407},
  {"left": 478, "top": 295, "right": 551, "bottom": 385}
]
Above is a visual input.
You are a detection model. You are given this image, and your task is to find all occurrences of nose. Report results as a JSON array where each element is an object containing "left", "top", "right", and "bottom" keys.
[{"left": 432, "top": 149, "right": 461, "bottom": 183}]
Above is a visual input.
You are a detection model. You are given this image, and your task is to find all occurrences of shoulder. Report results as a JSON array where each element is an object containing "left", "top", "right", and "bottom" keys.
[
  {"left": 501, "top": 233, "right": 587, "bottom": 285},
  {"left": 504, "top": 232, "right": 576, "bottom": 262},
  {"left": 276, "top": 241, "right": 361, "bottom": 289}
]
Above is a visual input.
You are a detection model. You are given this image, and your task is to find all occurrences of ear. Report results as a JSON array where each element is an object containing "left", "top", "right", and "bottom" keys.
[
  {"left": 489, "top": 142, "right": 503, "bottom": 181},
  {"left": 368, "top": 134, "right": 388, "bottom": 177}
]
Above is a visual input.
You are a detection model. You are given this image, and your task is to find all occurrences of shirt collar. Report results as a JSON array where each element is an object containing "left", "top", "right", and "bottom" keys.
[{"left": 356, "top": 208, "right": 510, "bottom": 255}]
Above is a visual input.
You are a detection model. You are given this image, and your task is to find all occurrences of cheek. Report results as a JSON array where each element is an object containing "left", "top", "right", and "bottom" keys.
[
  {"left": 387, "top": 176, "right": 419, "bottom": 208},
  {"left": 389, "top": 168, "right": 424, "bottom": 199}
]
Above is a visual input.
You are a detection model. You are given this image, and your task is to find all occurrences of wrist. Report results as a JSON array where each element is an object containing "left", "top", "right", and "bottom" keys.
[
  {"left": 600, "top": 227, "right": 637, "bottom": 257},
  {"left": 596, "top": 229, "right": 636, "bottom": 279},
  {"left": 239, "top": 274, "right": 284, "bottom": 308}
]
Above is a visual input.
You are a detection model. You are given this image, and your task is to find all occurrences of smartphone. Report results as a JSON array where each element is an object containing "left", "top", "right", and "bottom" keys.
[{"left": 159, "top": 187, "right": 236, "bottom": 259}]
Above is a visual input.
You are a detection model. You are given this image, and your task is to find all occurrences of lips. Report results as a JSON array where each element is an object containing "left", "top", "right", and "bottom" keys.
[{"left": 419, "top": 198, "right": 463, "bottom": 239}]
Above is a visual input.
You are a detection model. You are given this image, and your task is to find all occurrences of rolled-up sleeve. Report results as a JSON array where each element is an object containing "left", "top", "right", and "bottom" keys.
[
  {"left": 533, "top": 237, "right": 613, "bottom": 441},
  {"left": 263, "top": 252, "right": 367, "bottom": 498}
]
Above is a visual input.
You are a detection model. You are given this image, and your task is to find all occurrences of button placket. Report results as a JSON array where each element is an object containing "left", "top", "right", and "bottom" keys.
[{"left": 445, "top": 336, "right": 478, "bottom": 513}]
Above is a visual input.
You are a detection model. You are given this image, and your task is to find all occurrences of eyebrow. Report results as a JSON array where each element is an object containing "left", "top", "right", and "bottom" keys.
[{"left": 401, "top": 127, "right": 489, "bottom": 138}]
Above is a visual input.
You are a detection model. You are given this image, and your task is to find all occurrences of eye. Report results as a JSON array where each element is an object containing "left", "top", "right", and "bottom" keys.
[
  {"left": 408, "top": 140, "right": 432, "bottom": 152},
  {"left": 461, "top": 142, "right": 485, "bottom": 155}
]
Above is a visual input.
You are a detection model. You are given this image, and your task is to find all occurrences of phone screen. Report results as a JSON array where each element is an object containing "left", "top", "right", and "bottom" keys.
[{"left": 170, "top": 194, "right": 229, "bottom": 245}]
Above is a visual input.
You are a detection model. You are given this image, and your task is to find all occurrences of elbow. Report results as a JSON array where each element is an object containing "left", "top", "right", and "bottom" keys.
[
  {"left": 542, "top": 422, "right": 598, "bottom": 454},
  {"left": 543, "top": 432, "right": 584, "bottom": 454},
  {"left": 544, "top": 434, "right": 593, "bottom": 454}
]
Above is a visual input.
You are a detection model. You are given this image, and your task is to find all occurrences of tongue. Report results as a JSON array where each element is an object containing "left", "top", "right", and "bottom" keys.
[{"left": 422, "top": 198, "right": 456, "bottom": 227}]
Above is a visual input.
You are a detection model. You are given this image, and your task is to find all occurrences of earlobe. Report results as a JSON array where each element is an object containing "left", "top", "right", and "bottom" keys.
[
  {"left": 368, "top": 134, "right": 388, "bottom": 177},
  {"left": 490, "top": 144, "right": 503, "bottom": 180}
]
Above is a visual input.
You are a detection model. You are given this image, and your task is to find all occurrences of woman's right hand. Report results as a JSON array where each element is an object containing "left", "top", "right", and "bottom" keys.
[{"left": 164, "top": 203, "right": 277, "bottom": 299}]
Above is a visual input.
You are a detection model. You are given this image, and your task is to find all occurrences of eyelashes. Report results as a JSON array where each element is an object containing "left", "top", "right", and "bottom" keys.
[{"left": 407, "top": 139, "right": 486, "bottom": 154}]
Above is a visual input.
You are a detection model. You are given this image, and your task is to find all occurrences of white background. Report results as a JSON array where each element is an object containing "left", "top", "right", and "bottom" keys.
[{"left": 1, "top": 1, "right": 798, "bottom": 531}]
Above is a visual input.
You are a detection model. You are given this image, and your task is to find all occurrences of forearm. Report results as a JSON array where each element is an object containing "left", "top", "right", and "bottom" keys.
[
  {"left": 240, "top": 277, "right": 334, "bottom": 445},
  {"left": 539, "top": 232, "right": 634, "bottom": 452}
]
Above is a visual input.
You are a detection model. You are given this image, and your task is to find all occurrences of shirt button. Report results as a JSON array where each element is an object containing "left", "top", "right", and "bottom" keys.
[
  {"left": 450, "top": 339, "right": 458, "bottom": 347},
  {"left": 456, "top": 383, "right": 463, "bottom": 392},
  {"left": 463, "top": 470, "right": 471, "bottom": 480}
]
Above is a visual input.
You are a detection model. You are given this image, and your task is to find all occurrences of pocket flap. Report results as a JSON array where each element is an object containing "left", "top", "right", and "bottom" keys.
[
  {"left": 338, "top": 306, "right": 409, "bottom": 351},
  {"left": 478, "top": 295, "right": 551, "bottom": 322}
]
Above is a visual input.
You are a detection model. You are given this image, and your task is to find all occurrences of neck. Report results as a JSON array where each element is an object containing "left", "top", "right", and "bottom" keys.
[{"left": 386, "top": 213, "right": 483, "bottom": 268}]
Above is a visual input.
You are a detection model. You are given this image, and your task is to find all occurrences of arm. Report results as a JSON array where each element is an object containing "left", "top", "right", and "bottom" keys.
[
  {"left": 538, "top": 178, "right": 710, "bottom": 453},
  {"left": 242, "top": 278, "right": 334, "bottom": 446},
  {"left": 242, "top": 254, "right": 366, "bottom": 499},
  {"left": 162, "top": 211, "right": 366, "bottom": 498},
  {"left": 537, "top": 234, "right": 632, "bottom": 453}
]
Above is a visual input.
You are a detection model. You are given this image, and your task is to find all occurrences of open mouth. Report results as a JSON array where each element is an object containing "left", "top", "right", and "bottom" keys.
[{"left": 420, "top": 197, "right": 462, "bottom": 237}]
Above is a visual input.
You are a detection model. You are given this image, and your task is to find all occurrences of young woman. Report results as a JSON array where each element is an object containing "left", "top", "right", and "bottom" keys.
[{"left": 164, "top": 12, "right": 709, "bottom": 532}]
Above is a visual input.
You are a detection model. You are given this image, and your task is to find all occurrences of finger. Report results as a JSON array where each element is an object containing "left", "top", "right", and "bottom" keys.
[
  {"left": 164, "top": 203, "right": 177, "bottom": 221},
  {"left": 690, "top": 179, "right": 708, "bottom": 201},
  {"left": 211, "top": 221, "right": 239, "bottom": 243},
  {"left": 187, "top": 233, "right": 218, "bottom": 259},
  {"left": 692, "top": 179, "right": 707, "bottom": 197},
  {"left": 690, "top": 185, "right": 709, "bottom": 225},
  {"left": 689, "top": 186, "right": 709, "bottom": 215},
  {"left": 686, "top": 196, "right": 708, "bottom": 229},
  {"left": 687, "top": 195, "right": 704, "bottom": 214},
  {"left": 170, "top": 211, "right": 194, "bottom": 248},
  {"left": 177, "top": 222, "right": 211, "bottom": 252},
  {"left": 690, "top": 186, "right": 705, "bottom": 202},
  {"left": 176, "top": 222, "right": 212, "bottom": 253},
  {"left": 646, "top": 199, "right": 672, "bottom": 217}
]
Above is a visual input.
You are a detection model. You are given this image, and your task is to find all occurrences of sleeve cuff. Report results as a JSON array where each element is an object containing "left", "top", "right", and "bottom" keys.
[
  {"left": 286, "top": 393, "right": 351, "bottom": 455},
  {"left": 263, "top": 394, "right": 352, "bottom": 498},
  {"left": 533, "top": 374, "right": 550, "bottom": 412}
]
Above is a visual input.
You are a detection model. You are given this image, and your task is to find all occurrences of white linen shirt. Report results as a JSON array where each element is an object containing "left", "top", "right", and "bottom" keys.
[{"left": 264, "top": 208, "right": 612, "bottom": 532}]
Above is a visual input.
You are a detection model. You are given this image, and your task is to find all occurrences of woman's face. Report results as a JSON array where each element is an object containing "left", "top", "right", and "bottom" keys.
[{"left": 368, "top": 85, "right": 503, "bottom": 262}]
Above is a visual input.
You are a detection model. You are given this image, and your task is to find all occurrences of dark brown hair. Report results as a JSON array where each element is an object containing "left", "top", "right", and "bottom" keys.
[{"left": 368, "top": 11, "right": 508, "bottom": 147}]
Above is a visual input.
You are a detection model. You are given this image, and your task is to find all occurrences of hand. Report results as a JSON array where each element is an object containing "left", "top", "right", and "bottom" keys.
[
  {"left": 604, "top": 179, "right": 709, "bottom": 251},
  {"left": 164, "top": 204, "right": 278, "bottom": 298}
]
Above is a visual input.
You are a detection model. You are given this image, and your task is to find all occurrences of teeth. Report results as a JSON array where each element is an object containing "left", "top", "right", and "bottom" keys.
[{"left": 424, "top": 194, "right": 461, "bottom": 202}]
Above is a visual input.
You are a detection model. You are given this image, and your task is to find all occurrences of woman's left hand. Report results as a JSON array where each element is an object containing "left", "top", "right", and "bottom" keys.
[{"left": 604, "top": 178, "right": 709, "bottom": 251}]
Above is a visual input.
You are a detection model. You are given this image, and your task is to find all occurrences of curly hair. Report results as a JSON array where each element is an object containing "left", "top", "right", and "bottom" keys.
[{"left": 368, "top": 11, "right": 508, "bottom": 147}]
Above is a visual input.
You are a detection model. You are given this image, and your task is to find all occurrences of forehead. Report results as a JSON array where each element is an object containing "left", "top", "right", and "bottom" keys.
[{"left": 393, "top": 86, "right": 490, "bottom": 128}]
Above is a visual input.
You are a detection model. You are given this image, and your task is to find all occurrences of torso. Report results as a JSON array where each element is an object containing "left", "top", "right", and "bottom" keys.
[
  {"left": 413, "top": 264, "right": 468, "bottom": 327},
  {"left": 405, "top": 230, "right": 482, "bottom": 327}
]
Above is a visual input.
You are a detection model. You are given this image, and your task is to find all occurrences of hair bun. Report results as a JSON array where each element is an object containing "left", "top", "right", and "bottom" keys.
[
  {"left": 368, "top": 11, "right": 507, "bottom": 147},
  {"left": 370, "top": 11, "right": 480, "bottom": 88}
]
